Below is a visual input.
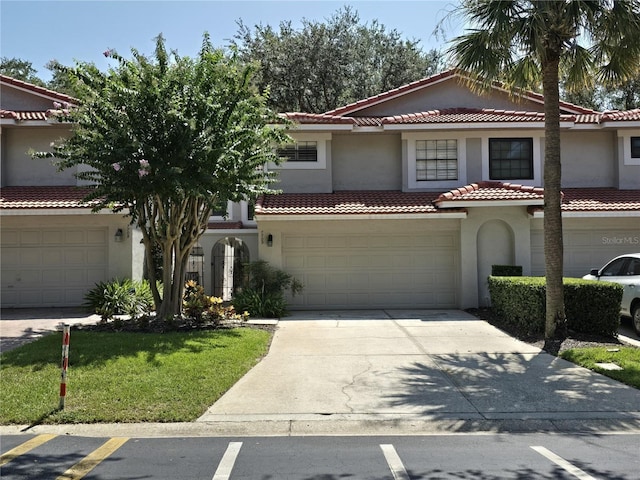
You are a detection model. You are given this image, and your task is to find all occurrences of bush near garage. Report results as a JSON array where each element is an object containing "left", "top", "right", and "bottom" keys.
[{"left": 488, "top": 276, "right": 623, "bottom": 337}]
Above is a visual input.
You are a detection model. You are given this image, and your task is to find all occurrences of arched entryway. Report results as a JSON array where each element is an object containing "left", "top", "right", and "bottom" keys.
[
  {"left": 477, "top": 220, "right": 515, "bottom": 307},
  {"left": 211, "top": 237, "right": 250, "bottom": 301}
]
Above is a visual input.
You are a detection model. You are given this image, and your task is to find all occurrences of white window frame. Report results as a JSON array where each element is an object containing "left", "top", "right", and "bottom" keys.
[
  {"left": 619, "top": 130, "right": 640, "bottom": 166},
  {"left": 404, "top": 132, "right": 467, "bottom": 190},
  {"left": 481, "top": 131, "right": 542, "bottom": 185},
  {"left": 269, "top": 133, "right": 331, "bottom": 170},
  {"left": 240, "top": 199, "right": 257, "bottom": 227}
]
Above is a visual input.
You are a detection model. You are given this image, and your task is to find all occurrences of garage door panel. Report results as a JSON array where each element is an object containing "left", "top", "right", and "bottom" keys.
[
  {"left": 43, "top": 249, "right": 65, "bottom": 265},
  {"left": 20, "top": 231, "right": 41, "bottom": 245},
  {"left": 42, "top": 269, "right": 64, "bottom": 283},
  {"left": 20, "top": 249, "right": 42, "bottom": 265},
  {"left": 283, "top": 230, "right": 459, "bottom": 308},
  {"left": 65, "top": 249, "right": 86, "bottom": 264},
  {"left": 87, "top": 248, "right": 107, "bottom": 265}
]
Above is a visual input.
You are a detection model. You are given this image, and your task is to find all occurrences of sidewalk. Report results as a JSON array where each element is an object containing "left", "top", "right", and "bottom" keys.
[{"left": 2, "top": 309, "right": 639, "bottom": 437}]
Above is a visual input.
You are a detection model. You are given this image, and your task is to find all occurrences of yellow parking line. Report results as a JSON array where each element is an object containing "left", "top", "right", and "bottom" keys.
[
  {"left": 56, "top": 437, "right": 129, "bottom": 480},
  {"left": 0, "top": 434, "right": 57, "bottom": 466}
]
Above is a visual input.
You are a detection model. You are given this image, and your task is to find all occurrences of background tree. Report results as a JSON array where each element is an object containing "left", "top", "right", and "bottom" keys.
[
  {"left": 448, "top": 0, "right": 640, "bottom": 341},
  {"left": 0, "top": 57, "right": 46, "bottom": 86},
  {"left": 232, "top": 6, "right": 443, "bottom": 113},
  {"left": 38, "top": 34, "right": 289, "bottom": 319}
]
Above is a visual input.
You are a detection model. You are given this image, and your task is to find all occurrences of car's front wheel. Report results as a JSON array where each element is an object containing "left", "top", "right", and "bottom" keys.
[{"left": 633, "top": 304, "right": 640, "bottom": 336}]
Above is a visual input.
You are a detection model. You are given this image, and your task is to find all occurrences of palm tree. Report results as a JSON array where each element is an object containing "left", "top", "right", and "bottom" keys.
[{"left": 447, "top": 0, "right": 640, "bottom": 340}]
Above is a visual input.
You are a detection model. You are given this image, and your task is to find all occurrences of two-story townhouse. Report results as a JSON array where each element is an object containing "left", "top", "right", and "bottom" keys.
[
  {"left": 2, "top": 70, "right": 639, "bottom": 310},
  {"left": 1, "top": 75, "right": 141, "bottom": 307},
  {"left": 244, "top": 69, "right": 640, "bottom": 310}
]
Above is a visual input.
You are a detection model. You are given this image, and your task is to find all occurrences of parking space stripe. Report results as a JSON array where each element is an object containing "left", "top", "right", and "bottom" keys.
[
  {"left": 56, "top": 437, "right": 129, "bottom": 480},
  {"left": 212, "top": 442, "right": 243, "bottom": 480},
  {"left": 380, "top": 444, "right": 410, "bottom": 480},
  {"left": 530, "top": 446, "right": 597, "bottom": 480},
  {"left": 0, "top": 434, "right": 57, "bottom": 466}
]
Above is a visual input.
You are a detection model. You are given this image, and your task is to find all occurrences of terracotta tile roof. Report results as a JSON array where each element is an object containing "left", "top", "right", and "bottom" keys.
[
  {"left": 257, "top": 186, "right": 639, "bottom": 217},
  {"left": 0, "top": 74, "right": 77, "bottom": 104},
  {"left": 601, "top": 109, "right": 640, "bottom": 122},
  {"left": 435, "top": 182, "right": 545, "bottom": 203},
  {"left": 0, "top": 186, "right": 98, "bottom": 209},
  {"left": 207, "top": 221, "right": 245, "bottom": 229},
  {"left": 256, "top": 191, "right": 443, "bottom": 215},
  {"left": 380, "top": 108, "right": 556, "bottom": 124},
  {"left": 324, "top": 69, "right": 599, "bottom": 117},
  {"left": 280, "top": 113, "right": 355, "bottom": 124},
  {"left": 0, "top": 109, "right": 59, "bottom": 121},
  {"left": 560, "top": 188, "right": 640, "bottom": 212}
]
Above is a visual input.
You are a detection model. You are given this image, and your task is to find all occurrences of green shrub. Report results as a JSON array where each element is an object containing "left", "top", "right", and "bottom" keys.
[
  {"left": 232, "top": 260, "right": 303, "bottom": 318},
  {"left": 84, "top": 278, "right": 156, "bottom": 321},
  {"left": 183, "top": 280, "right": 246, "bottom": 324},
  {"left": 488, "top": 276, "right": 623, "bottom": 336},
  {"left": 564, "top": 279, "right": 623, "bottom": 336},
  {"left": 491, "top": 265, "right": 523, "bottom": 276},
  {"left": 488, "top": 276, "right": 546, "bottom": 335}
]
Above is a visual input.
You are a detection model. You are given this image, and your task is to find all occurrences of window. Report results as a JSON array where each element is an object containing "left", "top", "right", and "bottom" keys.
[
  {"left": 278, "top": 141, "right": 318, "bottom": 162},
  {"left": 416, "top": 139, "right": 458, "bottom": 181},
  {"left": 489, "top": 138, "right": 533, "bottom": 180},
  {"left": 601, "top": 257, "right": 628, "bottom": 276},
  {"left": 631, "top": 137, "right": 640, "bottom": 158}
]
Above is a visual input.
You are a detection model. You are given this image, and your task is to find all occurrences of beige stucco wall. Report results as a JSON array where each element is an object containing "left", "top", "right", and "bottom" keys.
[
  {"left": 2, "top": 126, "right": 75, "bottom": 186},
  {"left": 1, "top": 85, "right": 57, "bottom": 111},
  {"left": 332, "top": 133, "right": 402, "bottom": 190},
  {"left": 459, "top": 206, "right": 533, "bottom": 308},
  {"left": 561, "top": 130, "right": 616, "bottom": 187},
  {"left": 352, "top": 80, "right": 545, "bottom": 117},
  {"left": 616, "top": 134, "right": 640, "bottom": 190},
  {"left": 273, "top": 139, "right": 333, "bottom": 193}
]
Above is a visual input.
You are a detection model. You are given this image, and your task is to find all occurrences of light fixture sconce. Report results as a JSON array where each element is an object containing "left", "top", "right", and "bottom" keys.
[
  {"left": 267, "top": 234, "right": 273, "bottom": 247},
  {"left": 114, "top": 228, "right": 124, "bottom": 242}
]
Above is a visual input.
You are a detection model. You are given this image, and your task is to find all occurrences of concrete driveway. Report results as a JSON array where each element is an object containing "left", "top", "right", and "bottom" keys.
[{"left": 198, "top": 309, "right": 640, "bottom": 435}]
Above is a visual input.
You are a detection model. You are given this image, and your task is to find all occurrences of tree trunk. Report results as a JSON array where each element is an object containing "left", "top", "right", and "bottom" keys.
[{"left": 542, "top": 56, "right": 566, "bottom": 340}]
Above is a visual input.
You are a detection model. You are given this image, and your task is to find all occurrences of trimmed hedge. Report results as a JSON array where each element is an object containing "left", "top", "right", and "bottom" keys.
[
  {"left": 488, "top": 276, "right": 623, "bottom": 336},
  {"left": 491, "top": 265, "right": 523, "bottom": 276}
]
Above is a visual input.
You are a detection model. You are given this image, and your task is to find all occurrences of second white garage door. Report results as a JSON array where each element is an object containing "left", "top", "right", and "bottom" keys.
[{"left": 282, "top": 230, "right": 459, "bottom": 309}]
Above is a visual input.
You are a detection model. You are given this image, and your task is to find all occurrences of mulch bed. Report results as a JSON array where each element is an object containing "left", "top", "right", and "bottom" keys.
[{"left": 466, "top": 308, "right": 634, "bottom": 355}]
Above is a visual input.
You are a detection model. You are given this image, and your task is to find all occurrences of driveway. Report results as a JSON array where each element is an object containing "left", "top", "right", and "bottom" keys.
[{"left": 198, "top": 309, "right": 640, "bottom": 434}]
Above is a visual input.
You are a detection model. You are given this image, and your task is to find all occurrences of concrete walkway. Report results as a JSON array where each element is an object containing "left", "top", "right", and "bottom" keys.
[{"left": 2, "top": 309, "right": 639, "bottom": 437}]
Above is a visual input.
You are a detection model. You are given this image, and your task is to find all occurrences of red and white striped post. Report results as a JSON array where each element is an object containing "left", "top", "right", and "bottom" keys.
[{"left": 59, "top": 325, "right": 70, "bottom": 410}]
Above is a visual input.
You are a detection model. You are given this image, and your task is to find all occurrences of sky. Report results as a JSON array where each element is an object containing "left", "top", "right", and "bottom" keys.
[{"left": 1, "top": 0, "right": 463, "bottom": 82}]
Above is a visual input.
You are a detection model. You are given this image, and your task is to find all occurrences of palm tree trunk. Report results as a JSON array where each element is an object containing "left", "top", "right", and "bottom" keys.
[{"left": 542, "top": 56, "right": 566, "bottom": 340}]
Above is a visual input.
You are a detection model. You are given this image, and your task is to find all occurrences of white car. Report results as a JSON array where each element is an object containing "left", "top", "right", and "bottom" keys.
[{"left": 583, "top": 253, "right": 640, "bottom": 335}]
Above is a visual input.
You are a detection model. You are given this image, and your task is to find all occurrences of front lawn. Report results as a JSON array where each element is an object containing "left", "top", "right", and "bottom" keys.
[
  {"left": 0, "top": 328, "right": 272, "bottom": 424},
  {"left": 560, "top": 347, "right": 640, "bottom": 389}
]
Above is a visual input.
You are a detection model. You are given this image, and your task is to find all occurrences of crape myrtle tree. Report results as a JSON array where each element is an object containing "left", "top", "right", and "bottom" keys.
[
  {"left": 38, "top": 34, "right": 290, "bottom": 319},
  {"left": 448, "top": 0, "right": 640, "bottom": 340}
]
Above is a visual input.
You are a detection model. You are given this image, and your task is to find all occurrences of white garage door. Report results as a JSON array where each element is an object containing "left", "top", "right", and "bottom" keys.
[
  {"left": 531, "top": 228, "right": 640, "bottom": 278},
  {"left": 283, "top": 231, "right": 459, "bottom": 309},
  {"left": 1, "top": 228, "right": 108, "bottom": 307}
]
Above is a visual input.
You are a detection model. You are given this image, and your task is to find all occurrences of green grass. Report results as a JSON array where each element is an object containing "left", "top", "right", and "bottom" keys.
[
  {"left": 0, "top": 328, "right": 272, "bottom": 424},
  {"left": 560, "top": 347, "right": 640, "bottom": 389}
]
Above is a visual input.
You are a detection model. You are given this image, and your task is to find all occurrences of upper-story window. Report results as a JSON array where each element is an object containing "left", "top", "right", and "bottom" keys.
[
  {"left": 489, "top": 138, "right": 533, "bottom": 180},
  {"left": 278, "top": 141, "right": 318, "bottom": 162},
  {"left": 631, "top": 137, "right": 640, "bottom": 158},
  {"left": 416, "top": 139, "right": 458, "bottom": 181}
]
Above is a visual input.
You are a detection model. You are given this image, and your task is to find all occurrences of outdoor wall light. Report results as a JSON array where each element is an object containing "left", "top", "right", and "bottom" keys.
[
  {"left": 114, "top": 228, "right": 124, "bottom": 242},
  {"left": 267, "top": 234, "right": 273, "bottom": 247}
]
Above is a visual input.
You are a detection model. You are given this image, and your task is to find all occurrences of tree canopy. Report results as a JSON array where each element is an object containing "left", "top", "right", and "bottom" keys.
[
  {"left": 231, "top": 6, "right": 444, "bottom": 113},
  {"left": 448, "top": 0, "right": 640, "bottom": 340},
  {"left": 38, "top": 34, "right": 290, "bottom": 319}
]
